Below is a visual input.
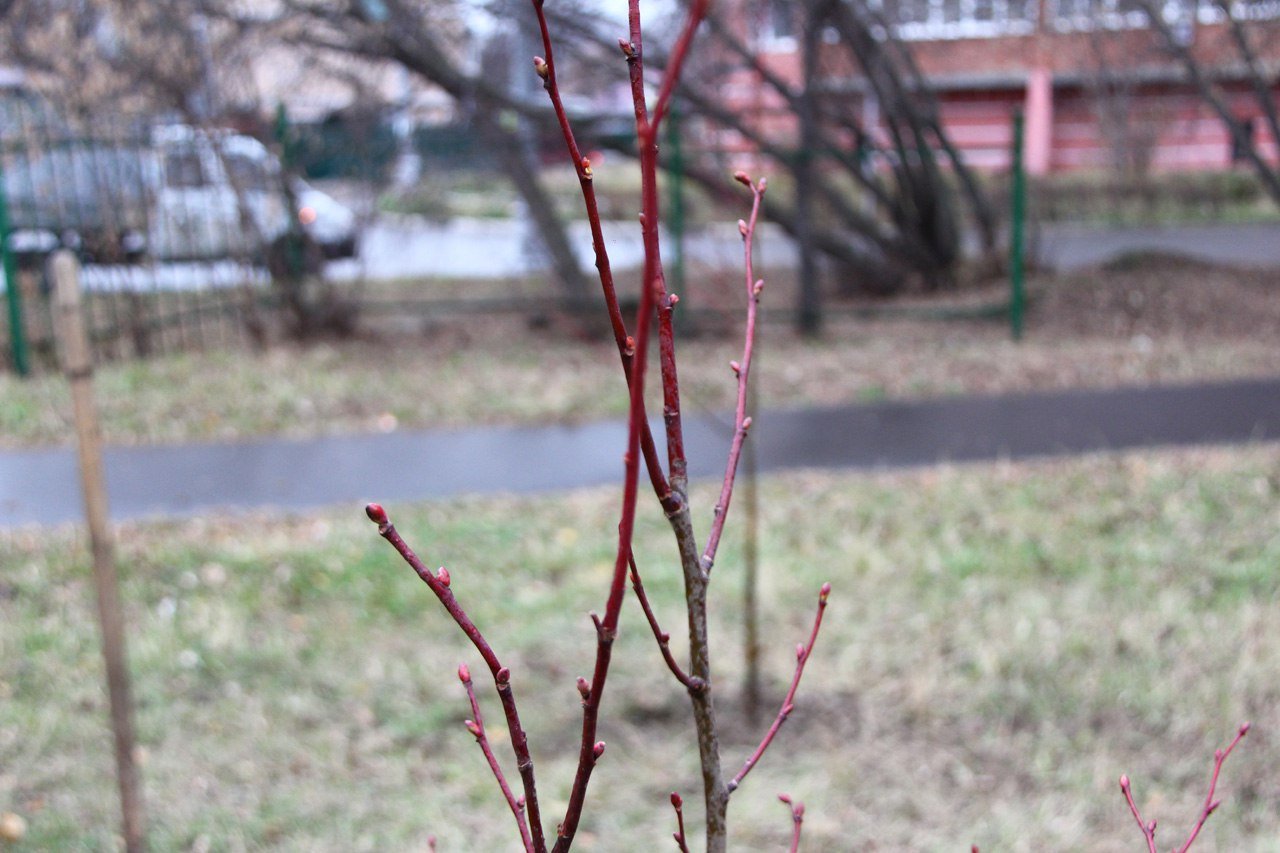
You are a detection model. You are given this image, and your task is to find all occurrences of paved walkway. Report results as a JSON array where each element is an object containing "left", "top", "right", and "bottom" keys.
[
  {"left": 6, "top": 377, "right": 1280, "bottom": 528},
  {"left": 1038, "top": 221, "right": 1280, "bottom": 270}
]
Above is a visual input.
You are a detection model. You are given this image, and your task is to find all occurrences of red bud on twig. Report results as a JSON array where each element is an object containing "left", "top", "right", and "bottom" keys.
[
  {"left": 436, "top": 567, "right": 451, "bottom": 587},
  {"left": 618, "top": 38, "right": 635, "bottom": 58},
  {"left": 457, "top": 663, "right": 471, "bottom": 683},
  {"left": 576, "top": 677, "right": 591, "bottom": 701},
  {"left": 777, "top": 793, "right": 792, "bottom": 805},
  {"left": 624, "top": 336, "right": 636, "bottom": 357},
  {"left": 670, "top": 792, "right": 683, "bottom": 808},
  {"left": 729, "top": 360, "right": 740, "bottom": 376},
  {"left": 758, "top": 177, "right": 769, "bottom": 192},
  {"left": 465, "top": 720, "right": 482, "bottom": 737},
  {"left": 796, "top": 643, "right": 805, "bottom": 660},
  {"left": 496, "top": 667, "right": 511, "bottom": 685},
  {"left": 533, "top": 56, "right": 549, "bottom": 80},
  {"left": 669, "top": 293, "right": 680, "bottom": 306},
  {"left": 753, "top": 279, "right": 764, "bottom": 296},
  {"left": 581, "top": 157, "right": 593, "bottom": 179},
  {"left": 737, "top": 219, "right": 748, "bottom": 237},
  {"left": 734, "top": 170, "right": 752, "bottom": 186},
  {"left": 364, "top": 503, "right": 387, "bottom": 525},
  {"left": 742, "top": 417, "right": 752, "bottom": 431},
  {"left": 819, "top": 582, "right": 831, "bottom": 605},
  {"left": 593, "top": 741, "right": 606, "bottom": 760}
]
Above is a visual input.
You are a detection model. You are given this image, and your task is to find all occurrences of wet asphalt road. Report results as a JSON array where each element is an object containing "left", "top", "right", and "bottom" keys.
[{"left": 7, "top": 378, "right": 1280, "bottom": 528}]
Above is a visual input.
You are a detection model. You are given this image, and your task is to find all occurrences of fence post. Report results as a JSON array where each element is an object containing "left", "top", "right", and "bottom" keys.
[
  {"left": 1009, "top": 111, "right": 1027, "bottom": 342},
  {"left": 50, "top": 250, "right": 147, "bottom": 852},
  {"left": 0, "top": 157, "right": 30, "bottom": 376}
]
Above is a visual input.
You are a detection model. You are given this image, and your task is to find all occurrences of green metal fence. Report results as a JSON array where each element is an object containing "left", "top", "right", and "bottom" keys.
[{"left": 1, "top": 93, "right": 267, "bottom": 376}]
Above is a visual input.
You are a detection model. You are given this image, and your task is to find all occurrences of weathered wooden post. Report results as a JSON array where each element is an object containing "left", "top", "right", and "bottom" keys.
[{"left": 50, "top": 250, "right": 147, "bottom": 852}]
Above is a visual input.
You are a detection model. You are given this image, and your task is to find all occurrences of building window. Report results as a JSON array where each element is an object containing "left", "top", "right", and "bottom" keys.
[
  {"left": 1049, "top": 0, "right": 1151, "bottom": 30},
  {"left": 881, "top": 0, "right": 1039, "bottom": 38},
  {"left": 1198, "top": 0, "right": 1280, "bottom": 22}
]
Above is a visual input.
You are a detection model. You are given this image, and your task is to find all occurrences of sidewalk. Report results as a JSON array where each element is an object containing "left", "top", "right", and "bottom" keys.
[{"left": 7, "top": 377, "right": 1280, "bottom": 528}]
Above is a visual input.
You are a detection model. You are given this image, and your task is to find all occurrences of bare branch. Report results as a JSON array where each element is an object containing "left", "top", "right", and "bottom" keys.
[
  {"left": 458, "top": 663, "right": 534, "bottom": 853},
  {"left": 1119, "top": 722, "right": 1251, "bottom": 853},
  {"left": 727, "top": 583, "right": 832, "bottom": 795},
  {"left": 670, "top": 792, "right": 691, "bottom": 853},
  {"left": 701, "top": 174, "right": 767, "bottom": 574},
  {"left": 777, "top": 793, "right": 805, "bottom": 853},
  {"left": 365, "top": 504, "right": 546, "bottom": 852},
  {"left": 628, "top": 552, "right": 700, "bottom": 690}
]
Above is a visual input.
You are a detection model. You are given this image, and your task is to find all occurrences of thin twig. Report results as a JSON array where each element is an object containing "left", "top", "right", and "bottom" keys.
[
  {"left": 701, "top": 173, "right": 767, "bottom": 574},
  {"left": 777, "top": 794, "right": 805, "bottom": 853},
  {"left": 1119, "top": 722, "right": 1251, "bottom": 853},
  {"left": 366, "top": 504, "right": 546, "bottom": 852},
  {"left": 530, "top": 2, "right": 672, "bottom": 510},
  {"left": 670, "top": 792, "right": 691, "bottom": 853},
  {"left": 727, "top": 583, "right": 831, "bottom": 794},
  {"left": 628, "top": 552, "right": 700, "bottom": 690},
  {"left": 458, "top": 663, "right": 534, "bottom": 853}
]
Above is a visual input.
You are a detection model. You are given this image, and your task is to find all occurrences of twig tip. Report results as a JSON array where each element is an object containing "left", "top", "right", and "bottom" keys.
[
  {"left": 364, "top": 503, "right": 388, "bottom": 525},
  {"left": 457, "top": 663, "right": 471, "bottom": 683}
]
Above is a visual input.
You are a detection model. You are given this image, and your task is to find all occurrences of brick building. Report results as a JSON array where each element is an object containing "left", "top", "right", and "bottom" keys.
[{"left": 724, "top": 0, "right": 1280, "bottom": 173}]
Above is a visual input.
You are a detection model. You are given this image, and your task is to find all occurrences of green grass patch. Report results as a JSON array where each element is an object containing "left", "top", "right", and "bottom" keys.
[{"left": 4, "top": 445, "right": 1280, "bottom": 848}]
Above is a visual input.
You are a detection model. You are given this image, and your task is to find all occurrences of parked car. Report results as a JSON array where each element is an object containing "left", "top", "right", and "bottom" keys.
[{"left": 3, "top": 115, "right": 359, "bottom": 266}]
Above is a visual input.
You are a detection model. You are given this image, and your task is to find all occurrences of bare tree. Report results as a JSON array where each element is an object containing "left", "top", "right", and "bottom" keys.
[
  {"left": 640, "top": 0, "right": 1003, "bottom": 328},
  {"left": 1137, "top": 0, "right": 1280, "bottom": 203}
]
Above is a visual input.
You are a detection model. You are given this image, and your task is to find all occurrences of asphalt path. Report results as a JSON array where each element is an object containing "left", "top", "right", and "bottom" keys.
[{"left": 7, "top": 377, "right": 1280, "bottom": 528}]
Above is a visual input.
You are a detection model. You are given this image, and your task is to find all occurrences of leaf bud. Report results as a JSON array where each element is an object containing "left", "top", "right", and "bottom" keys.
[
  {"left": 533, "top": 56, "right": 549, "bottom": 80},
  {"left": 738, "top": 219, "right": 748, "bottom": 237},
  {"left": 618, "top": 38, "right": 636, "bottom": 58},
  {"left": 593, "top": 741, "right": 606, "bottom": 759},
  {"left": 820, "top": 581, "right": 831, "bottom": 604},
  {"left": 581, "top": 157, "right": 593, "bottom": 179},
  {"left": 496, "top": 667, "right": 511, "bottom": 685},
  {"left": 436, "top": 567, "right": 451, "bottom": 587},
  {"left": 730, "top": 360, "right": 740, "bottom": 376},
  {"left": 734, "top": 170, "right": 752, "bottom": 186},
  {"left": 457, "top": 663, "right": 471, "bottom": 683},
  {"left": 364, "top": 503, "right": 388, "bottom": 525},
  {"left": 753, "top": 279, "right": 764, "bottom": 296},
  {"left": 742, "top": 416, "right": 753, "bottom": 430},
  {"left": 670, "top": 792, "right": 683, "bottom": 808},
  {"left": 465, "top": 720, "right": 481, "bottom": 737},
  {"left": 777, "top": 793, "right": 792, "bottom": 804},
  {"left": 796, "top": 643, "right": 805, "bottom": 660},
  {"left": 576, "top": 676, "right": 591, "bottom": 700},
  {"left": 1119, "top": 774, "right": 1130, "bottom": 790},
  {"left": 758, "top": 176, "right": 768, "bottom": 192}
]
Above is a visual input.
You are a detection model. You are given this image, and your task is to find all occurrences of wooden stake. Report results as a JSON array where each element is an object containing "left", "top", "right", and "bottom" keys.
[{"left": 50, "top": 251, "right": 147, "bottom": 852}]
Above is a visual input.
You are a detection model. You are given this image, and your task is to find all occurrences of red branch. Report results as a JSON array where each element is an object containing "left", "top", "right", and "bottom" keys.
[
  {"left": 1119, "top": 722, "right": 1251, "bottom": 853},
  {"left": 632, "top": 0, "right": 711, "bottom": 500},
  {"left": 629, "top": 552, "right": 700, "bottom": 689},
  {"left": 366, "top": 504, "right": 546, "bottom": 852},
  {"left": 670, "top": 792, "right": 690, "bottom": 853},
  {"left": 458, "top": 663, "right": 534, "bottom": 852},
  {"left": 727, "top": 583, "right": 831, "bottom": 794},
  {"left": 530, "top": 2, "right": 671, "bottom": 510},
  {"left": 777, "top": 794, "right": 805, "bottom": 853},
  {"left": 701, "top": 174, "right": 767, "bottom": 574}
]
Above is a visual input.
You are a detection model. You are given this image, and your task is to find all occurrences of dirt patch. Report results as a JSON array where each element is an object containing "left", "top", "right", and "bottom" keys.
[{"left": 1033, "top": 254, "right": 1280, "bottom": 340}]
